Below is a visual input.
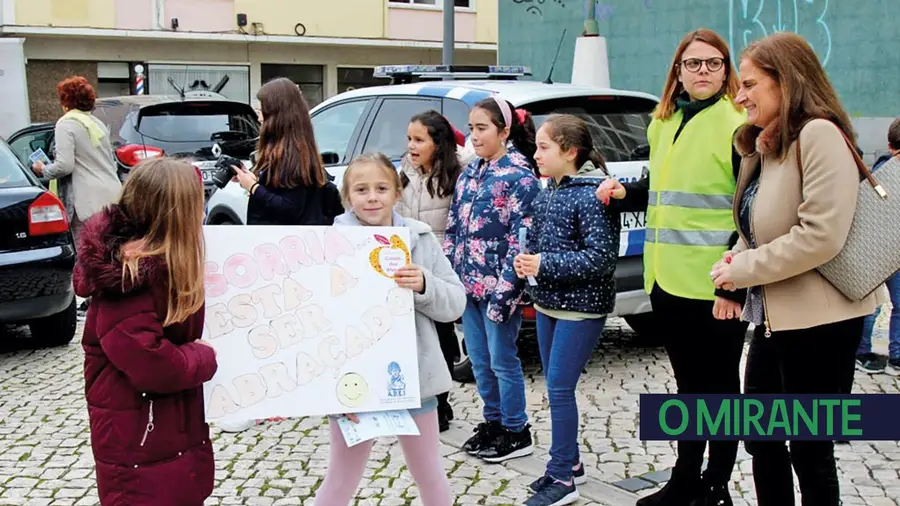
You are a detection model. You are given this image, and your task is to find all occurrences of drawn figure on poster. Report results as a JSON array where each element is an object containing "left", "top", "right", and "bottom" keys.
[
  {"left": 336, "top": 372, "right": 370, "bottom": 408},
  {"left": 369, "top": 234, "right": 411, "bottom": 278},
  {"left": 386, "top": 361, "right": 406, "bottom": 397}
]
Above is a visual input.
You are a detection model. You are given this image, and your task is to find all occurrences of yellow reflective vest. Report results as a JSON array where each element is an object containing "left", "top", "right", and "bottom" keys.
[{"left": 643, "top": 97, "right": 747, "bottom": 300}]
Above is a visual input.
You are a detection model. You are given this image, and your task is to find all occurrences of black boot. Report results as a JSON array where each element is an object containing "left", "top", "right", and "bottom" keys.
[
  {"left": 636, "top": 471, "right": 701, "bottom": 506},
  {"left": 689, "top": 479, "right": 733, "bottom": 506},
  {"left": 437, "top": 393, "right": 453, "bottom": 432}
]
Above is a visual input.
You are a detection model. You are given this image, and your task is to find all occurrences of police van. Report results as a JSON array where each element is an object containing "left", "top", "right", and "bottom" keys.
[{"left": 204, "top": 65, "right": 658, "bottom": 380}]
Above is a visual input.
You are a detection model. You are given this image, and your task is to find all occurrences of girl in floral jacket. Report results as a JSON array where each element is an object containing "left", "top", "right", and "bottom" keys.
[{"left": 444, "top": 96, "right": 540, "bottom": 463}]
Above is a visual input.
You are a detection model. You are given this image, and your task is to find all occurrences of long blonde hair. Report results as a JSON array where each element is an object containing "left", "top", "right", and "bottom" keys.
[
  {"left": 655, "top": 28, "right": 741, "bottom": 120},
  {"left": 119, "top": 158, "right": 206, "bottom": 326}
]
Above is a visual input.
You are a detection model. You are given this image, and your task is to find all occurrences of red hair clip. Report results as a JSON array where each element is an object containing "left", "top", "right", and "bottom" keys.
[
  {"left": 515, "top": 108, "right": 527, "bottom": 124},
  {"left": 444, "top": 117, "right": 466, "bottom": 146}
]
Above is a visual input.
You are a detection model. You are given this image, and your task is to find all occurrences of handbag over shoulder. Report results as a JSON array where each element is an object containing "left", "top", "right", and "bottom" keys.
[{"left": 795, "top": 123, "right": 900, "bottom": 301}]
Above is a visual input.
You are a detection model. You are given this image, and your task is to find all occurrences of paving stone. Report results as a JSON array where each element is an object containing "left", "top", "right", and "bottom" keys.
[
  {"left": 613, "top": 477, "right": 657, "bottom": 493},
  {"left": 639, "top": 469, "right": 672, "bottom": 484}
]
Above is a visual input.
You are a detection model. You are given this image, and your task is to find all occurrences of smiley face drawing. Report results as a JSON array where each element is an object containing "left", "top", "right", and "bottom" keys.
[{"left": 336, "top": 372, "right": 369, "bottom": 408}]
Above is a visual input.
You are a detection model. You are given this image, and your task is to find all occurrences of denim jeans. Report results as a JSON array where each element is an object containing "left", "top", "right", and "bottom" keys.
[
  {"left": 858, "top": 272, "right": 900, "bottom": 359},
  {"left": 461, "top": 297, "right": 528, "bottom": 431},
  {"left": 536, "top": 312, "right": 606, "bottom": 481}
]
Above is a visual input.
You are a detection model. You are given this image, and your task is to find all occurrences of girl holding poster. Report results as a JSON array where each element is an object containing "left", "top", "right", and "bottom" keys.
[
  {"left": 314, "top": 152, "right": 466, "bottom": 506},
  {"left": 514, "top": 114, "right": 620, "bottom": 506},
  {"left": 73, "top": 158, "right": 218, "bottom": 506}
]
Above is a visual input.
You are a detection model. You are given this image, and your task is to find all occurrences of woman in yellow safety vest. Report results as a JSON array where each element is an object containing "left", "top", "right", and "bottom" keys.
[{"left": 596, "top": 28, "right": 748, "bottom": 506}]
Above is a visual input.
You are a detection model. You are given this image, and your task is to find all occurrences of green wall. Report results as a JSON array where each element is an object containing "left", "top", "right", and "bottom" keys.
[{"left": 499, "top": 0, "right": 896, "bottom": 119}]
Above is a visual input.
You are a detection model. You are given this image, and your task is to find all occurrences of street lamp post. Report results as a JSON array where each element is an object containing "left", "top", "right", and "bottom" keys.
[
  {"left": 583, "top": 0, "right": 599, "bottom": 36},
  {"left": 442, "top": 0, "right": 455, "bottom": 74},
  {"left": 571, "top": 0, "right": 610, "bottom": 87}
]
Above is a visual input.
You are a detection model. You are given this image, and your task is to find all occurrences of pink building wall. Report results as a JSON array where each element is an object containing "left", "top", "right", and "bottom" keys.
[
  {"left": 116, "top": 0, "right": 235, "bottom": 32},
  {"left": 115, "top": 0, "right": 153, "bottom": 30},
  {"left": 387, "top": 8, "right": 476, "bottom": 42},
  {"left": 164, "top": 0, "right": 235, "bottom": 32}
]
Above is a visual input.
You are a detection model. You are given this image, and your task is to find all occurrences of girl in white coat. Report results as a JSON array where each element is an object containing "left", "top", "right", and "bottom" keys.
[{"left": 395, "top": 110, "right": 474, "bottom": 431}]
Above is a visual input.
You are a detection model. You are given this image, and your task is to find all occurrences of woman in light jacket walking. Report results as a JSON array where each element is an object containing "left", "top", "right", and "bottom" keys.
[
  {"left": 31, "top": 76, "right": 121, "bottom": 244},
  {"left": 395, "top": 110, "right": 475, "bottom": 432},
  {"left": 711, "top": 32, "right": 879, "bottom": 506},
  {"left": 31, "top": 76, "right": 122, "bottom": 318}
]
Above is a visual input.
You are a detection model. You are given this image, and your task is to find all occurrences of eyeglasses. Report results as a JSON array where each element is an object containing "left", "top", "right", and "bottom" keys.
[{"left": 680, "top": 57, "right": 725, "bottom": 73}]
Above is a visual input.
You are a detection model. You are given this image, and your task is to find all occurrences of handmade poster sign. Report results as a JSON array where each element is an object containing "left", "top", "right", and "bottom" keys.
[{"left": 201, "top": 226, "right": 420, "bottom": 424}]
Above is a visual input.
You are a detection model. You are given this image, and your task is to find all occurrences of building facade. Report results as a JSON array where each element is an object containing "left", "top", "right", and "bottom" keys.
[{"left": 0, "top": 0, "right": 497, "bottom": 122}]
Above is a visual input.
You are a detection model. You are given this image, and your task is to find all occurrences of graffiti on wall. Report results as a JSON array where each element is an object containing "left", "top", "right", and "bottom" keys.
[
  {"left": 512, "top": 0, "right": 555, "bottom": 17},
  {"left": 728, "top": 0, "right": 832, "bottom": 65}
]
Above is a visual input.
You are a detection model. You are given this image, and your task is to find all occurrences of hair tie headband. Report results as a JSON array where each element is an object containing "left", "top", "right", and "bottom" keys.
[{"left": 492, "top": 95, "right": 512, "bottom": 127}]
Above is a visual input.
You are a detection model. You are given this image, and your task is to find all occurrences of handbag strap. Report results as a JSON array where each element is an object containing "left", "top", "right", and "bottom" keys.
[{"left": 794, "top": 120, "right": 888, "bottom": 199}]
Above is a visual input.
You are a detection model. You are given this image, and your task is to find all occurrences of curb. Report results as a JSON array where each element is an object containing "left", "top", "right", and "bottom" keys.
[{"left": 439, "top": 421, "right": 641, "bottom": 506}]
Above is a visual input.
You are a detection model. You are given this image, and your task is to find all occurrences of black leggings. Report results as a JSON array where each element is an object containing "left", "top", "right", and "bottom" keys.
[
  {"left": 435, "top": 321, "right": 458, "bottom": 410},
  {"left": 650, "top": 284, "right": 749, "bottom": 484},
  {"left": 743, "top": 316, "right": 863, "bottom": 506}
]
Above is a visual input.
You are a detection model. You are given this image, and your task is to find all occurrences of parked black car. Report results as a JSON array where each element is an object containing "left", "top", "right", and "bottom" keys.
[
  {"left": 0, "top": 138, "right": 77, "bottom": 346},
  {"left": 6, "top": 91, "right": 260, "bottom": 202}
]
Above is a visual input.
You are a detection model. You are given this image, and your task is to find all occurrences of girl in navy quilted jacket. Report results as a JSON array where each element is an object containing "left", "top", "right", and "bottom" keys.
[
  {"left": 514, "top": 114, "right": 620, "bottom": 506},
  {"left": 444, "top": 96, "right": 540, "bottom": 463}
]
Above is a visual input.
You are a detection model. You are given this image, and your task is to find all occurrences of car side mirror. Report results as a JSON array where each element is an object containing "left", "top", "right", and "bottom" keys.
[{"left": 321, "top": 151, "right": 340, "bottom": 165}]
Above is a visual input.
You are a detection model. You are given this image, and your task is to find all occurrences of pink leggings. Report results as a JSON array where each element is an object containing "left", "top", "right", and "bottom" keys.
[{"left": 313, "top": 409, "right": 452, "bottom": 506}]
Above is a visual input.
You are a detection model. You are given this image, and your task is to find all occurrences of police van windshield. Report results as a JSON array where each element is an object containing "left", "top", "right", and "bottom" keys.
[{"left": 527, "top": 96, "right": 655, "bottom": 163}]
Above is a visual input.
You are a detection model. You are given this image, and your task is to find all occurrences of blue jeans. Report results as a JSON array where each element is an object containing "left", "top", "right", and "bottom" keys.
[
  {"left": 859, "top": 272, "right": 900, "bottom": 360},
  {"left": 536, "top": 312, "right": 606, "bottom": 481},
  {"left": 461, "top": 297, "right": 528, "bottom": 431}
]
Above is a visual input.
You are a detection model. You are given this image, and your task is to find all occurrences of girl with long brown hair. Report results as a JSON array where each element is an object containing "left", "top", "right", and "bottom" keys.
[
  {"left": 710, "top": 32, "right": 880, "bottom": 506},
  {"left": 231, "top": 77, "right": 343, "bottom": 225},
  {"left": 395, "top": 109, "right": 470, "bottom": 432},
  {"left": 597, "top": 28, "right": 748, "bottom": 506},
  {"left": 73, "top": 157, "right": 218, "bottom": 506}
]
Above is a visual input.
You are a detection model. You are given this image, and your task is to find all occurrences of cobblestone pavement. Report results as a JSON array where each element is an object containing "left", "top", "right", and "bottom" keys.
[{"left": 1, "top": 312, "right": 898, "bottom": 506}]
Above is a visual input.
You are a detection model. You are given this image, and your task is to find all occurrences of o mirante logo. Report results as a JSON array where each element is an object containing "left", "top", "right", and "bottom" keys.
[{"left": 639, "top": 394, "right": 900, "bottom": 441}]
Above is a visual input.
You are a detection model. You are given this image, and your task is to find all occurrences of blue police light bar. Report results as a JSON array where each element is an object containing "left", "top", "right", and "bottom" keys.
[{"left": 374, "top": 65, "right": 532, "bottom": 83}]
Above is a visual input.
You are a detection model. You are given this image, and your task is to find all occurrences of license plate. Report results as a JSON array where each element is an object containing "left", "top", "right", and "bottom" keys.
[
  {"left": 192, "top": 161, "right": 218, "bottom": 183},
  {"left": 621, "top": 211, "right": 646, "bottom": 230}
]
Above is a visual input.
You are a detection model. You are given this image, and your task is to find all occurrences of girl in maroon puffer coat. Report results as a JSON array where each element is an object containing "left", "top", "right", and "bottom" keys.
[{"left": 74, "top": 157, "right": 218, "bottom": 506}]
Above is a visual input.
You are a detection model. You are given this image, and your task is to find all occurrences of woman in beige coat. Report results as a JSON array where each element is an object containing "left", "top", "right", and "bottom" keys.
[
  {"left": 31, "top": 76, "right": 122, "bottom": 320},
  {"left": 710, "top": 32, "right": 878, "bottom": 506},
  {"left": 396, "top": 110, "right": 473, "bottom": 432}
]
